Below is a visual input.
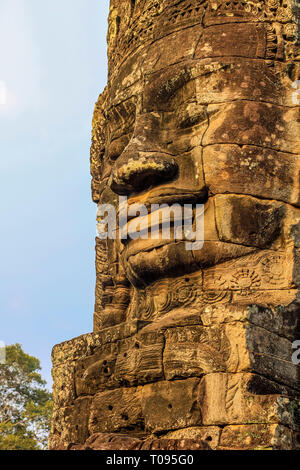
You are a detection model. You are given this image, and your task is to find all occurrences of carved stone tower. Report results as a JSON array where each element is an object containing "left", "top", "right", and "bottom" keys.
[{"left": 50, "top": 0, "right": 300, "bottom": 450}]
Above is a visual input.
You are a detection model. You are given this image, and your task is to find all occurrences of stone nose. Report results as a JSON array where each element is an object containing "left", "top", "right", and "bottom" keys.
[{"left": 109, "top": 150, "right": 178, "bottom": 195}]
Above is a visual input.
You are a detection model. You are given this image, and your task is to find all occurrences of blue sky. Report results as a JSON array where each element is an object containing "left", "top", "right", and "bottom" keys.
[{"left": 0, "top": 0, "right": 109, "bottom": 386}]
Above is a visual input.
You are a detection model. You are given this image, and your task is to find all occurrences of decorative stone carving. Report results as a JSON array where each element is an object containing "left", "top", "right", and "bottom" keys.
[{"left": 50, "top": 0, "right": 300, "bottom": 450}]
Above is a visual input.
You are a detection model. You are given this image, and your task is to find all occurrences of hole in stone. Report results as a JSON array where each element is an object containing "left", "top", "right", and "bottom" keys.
[
  {"left": 206, "top": 436, "right": 212, "bottom": 442},
  {"left": 124, "top": 353, "right": 127, "bottom": 358},
  {"left": 122, "top": 414, "right": 129, "bottom": 421},
  {"left": 185, "top": 277, "right": 190, "bottom": 282},
  {"left": 108, "top": 405, "right": 113, "bottom": 411},
  {"left": 103, "top": 367, "right": 109, "bottom": 374},
  {"left": 168, "top": 404, "right": 172, "bottom": 410},
  {"left": 103, "top": 360, "right": 107, "bottom": 366},
  {"left": 75, "top": 425, "right": 79, "bottom": 430},
  {"left": 135, "top": 342, "right": 140, "bottom": 349}
]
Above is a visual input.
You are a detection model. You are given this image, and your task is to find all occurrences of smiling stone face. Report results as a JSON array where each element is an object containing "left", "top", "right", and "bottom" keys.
[
  {"left": 49, "top": 0, "right": 300, "bottom": 452},
  {"left": 90, "top": 0, "right": 300, "bottom": 329}
]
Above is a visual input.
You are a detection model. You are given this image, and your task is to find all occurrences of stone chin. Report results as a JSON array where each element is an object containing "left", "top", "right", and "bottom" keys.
[{"left": 120, "top": 239, "right": 198, "bottom": 288}]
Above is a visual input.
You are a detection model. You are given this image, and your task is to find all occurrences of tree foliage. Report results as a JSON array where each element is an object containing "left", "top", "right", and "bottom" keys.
[{"left": 0, "top": 343, "right": 53, "bottom": 450}]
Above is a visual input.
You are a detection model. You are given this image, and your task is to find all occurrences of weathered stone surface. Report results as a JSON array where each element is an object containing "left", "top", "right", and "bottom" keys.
[
  {"left": 247, "top": 303, "right": 300, "bottom": 342},
  {"left": 163, "top": 326, "right": 227, "bottom": 379},
  {"left": 67, "top": 433, "right": 210, "bottom": 451},
  {"left": 195, "top": 23, "right": 267, "bottom": 59},
  {"left": 203, "top": 101, "right": 299, "bottom": 154},
  {"left": 165, "top": 426, "right": 221, "bottom": 450},
  {"left": 199, "top": 373, "right": 300, "bottom": 427},
  {"left": 89, "top": 388, "right": 144, "bottom": 435},
  {"left": 51, "top": 397, "right": 91, "bottom": 446},
  {"left": 203, "top": 145, "right": 300, "bottom": 206},
  {"left": 81, "top": 433, "right": 142, "bottom": 451},
  {"left": 52, "top": 361, "right": 76, "bottom": 408},
  {"left": 219, "top": 424, "right": 300, "bottom": 450},
  {"left": 50, "top": 0, "right": 300, "bottom": 451},
  {"left": 141, "top": 379, "right": 201, "bottom": 433},
  {"left": 75, "top": 342, "right": 119, "bottom": 396},
  {"left": 139, "top": 438, "right": 210, "bottom": 450},
  {"left": 249, "top": 353, "right": 299, "bottom": 390},
  {"left": 52, "top": 321, "right": 143, "bottom": 366},
  {"left": 115, "top": 331, "right": 164, "bottom": 385},
  {"left": 215, "top": 194, "right": 285, "bottom": 249}
]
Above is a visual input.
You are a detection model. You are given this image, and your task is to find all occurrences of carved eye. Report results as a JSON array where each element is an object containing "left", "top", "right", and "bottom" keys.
[
  {"left": 179, "top": 113, "right": 204, "bottom": 129},
  {"left": 107, "top": 134, "right": 130, "bottom": 161},
  {"left": 177, "top": 105, "right": 207, "bottom": 129}
]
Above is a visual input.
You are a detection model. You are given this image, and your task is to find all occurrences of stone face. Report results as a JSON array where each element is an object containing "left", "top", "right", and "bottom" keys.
[{"left": 50, "top": 0, "right": 300, "bottom": 451}]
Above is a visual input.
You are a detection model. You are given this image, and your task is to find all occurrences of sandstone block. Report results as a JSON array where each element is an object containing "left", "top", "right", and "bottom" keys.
[
  {"left": 52, "top": 361, "right": 76, "bottom": 407},
  {"left": 199, "top": 373, "right": 300, "bottom": 427},
  {"left": 115, "top": 330, "right": 164, "bottom": 385},
  {"left": 75, "top": 342, "right": 119, "bottom": 396},
  {"left": 51, "top": 397, "right": 91, "bottom": 446},
  {"left": 219, "top": 424, "right": 300, "bottom": 450},
  {"left": 141, "top": 379, "right": 201, "bottom": 433},
  {"left": 163, "top": 326, "right": 226, "bottom": 379},
  {"left": 165, "top": 426, "right": 221, "bottom": 450},
  {"left": 89, "top": 387, "right": 144, "bottom": 434}
]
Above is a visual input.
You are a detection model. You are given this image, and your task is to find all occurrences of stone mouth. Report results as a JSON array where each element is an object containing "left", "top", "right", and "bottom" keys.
[
  {"left": 118, "top": 191, "right": 207, "bottom": 257},
  {"left": 118, "top": 187, "right": 208, "bottom": 228}
]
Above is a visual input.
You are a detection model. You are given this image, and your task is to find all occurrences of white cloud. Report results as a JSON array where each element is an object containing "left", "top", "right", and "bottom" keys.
[
  {"left": 0, "top": 80, "right": 18, "bottom": 112},
  {"left": 0, "top": 81, "right": 7, "bottom": 105}
]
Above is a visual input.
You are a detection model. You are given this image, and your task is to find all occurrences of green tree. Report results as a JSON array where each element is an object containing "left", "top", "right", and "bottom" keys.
[{"left": 0, "top": 343, "right": 53, "bottom": 450}]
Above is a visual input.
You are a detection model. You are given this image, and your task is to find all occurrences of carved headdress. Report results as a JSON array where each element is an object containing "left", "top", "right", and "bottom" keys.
[{"left": 108, "top": 0, "right": 298, "bottom": 76}]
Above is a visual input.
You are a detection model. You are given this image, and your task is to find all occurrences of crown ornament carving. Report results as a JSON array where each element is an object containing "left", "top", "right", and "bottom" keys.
[{"left": 107, "top": 0, "right": 298, "bottom": 74}]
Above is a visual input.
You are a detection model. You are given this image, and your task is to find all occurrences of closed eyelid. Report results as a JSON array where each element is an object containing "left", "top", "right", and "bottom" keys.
[
  {"left": 146, "top": 63, "right": 227, "bottom": 110},
  {"left": 178, "top": 110, "right": 207, "bottom": 128},
  {"left": 154, "top": 69, "right": 191, "bottom": 104}
]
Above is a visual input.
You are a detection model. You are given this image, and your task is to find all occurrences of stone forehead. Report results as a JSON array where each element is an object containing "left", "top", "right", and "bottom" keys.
[
  {"left": 106, "top": 57, "right": 291, "bottom": 112},
  {"left": 107, "top": 0, "right": 298, "bottom": 77}
]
